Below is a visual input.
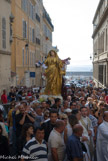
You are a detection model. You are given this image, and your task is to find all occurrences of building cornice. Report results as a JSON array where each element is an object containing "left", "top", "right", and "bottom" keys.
[
  {"left": 92, "top": 0, "right": 103, "bottom": 24},
  {"left": 13, "top": 35, "right": 36, "bottom": 46},
  {"left": 93, "top": 58, "right": 108, "bottom": 63},
  {"left": 92, "top": 4, "right": 108, "bottom": 38},
  {"left": 43, "top": 7, "right": 54, "bottom": 31},
  {"left": 43, "top": 18, "right": 54, "bottom": 32},
  {"left": 13, "top": 35, "right": 29, "bottom": 41},
  {"left": 0, "top": 50, "right": 11, "bottom": 55}
]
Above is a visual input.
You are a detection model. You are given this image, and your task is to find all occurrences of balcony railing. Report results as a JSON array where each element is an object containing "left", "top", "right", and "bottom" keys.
[
  {"left": 36, "top": 13, "right": 40, "bottom": 23},
  {"left": 43, "top": 10, "right": 54, "bottom": 30},
  {"left": 36, "top": 38, "right": 40, "bottom": 45}
]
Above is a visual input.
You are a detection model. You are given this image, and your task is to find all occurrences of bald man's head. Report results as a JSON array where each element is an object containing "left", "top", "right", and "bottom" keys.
[
  {"left": 73, "top": 124, "right": 83, "bottom": 137},
  {"left": 55, "top": 120, "right": 65, "bottom": 133},
  {"left": 103, "top": 111, "right": 108, "bottom": 122},
  {"left": 55, "top": 120, "right": 65, "bottom": 128}
]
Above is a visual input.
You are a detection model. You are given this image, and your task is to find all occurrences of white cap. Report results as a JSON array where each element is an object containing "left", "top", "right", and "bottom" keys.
[{"left": 64, "top": 108, "right": 72, "bottom": 113}]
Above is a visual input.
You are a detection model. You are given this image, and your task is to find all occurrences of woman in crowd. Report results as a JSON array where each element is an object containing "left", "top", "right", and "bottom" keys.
[
  {"left": 64, "top": 114, "right": 78, "bottom": 143},
  {"left": 0, "top": 125, "right": 9, "bottom": 160},
  {"left": 18, "top": 123, "right": 34, "bottom": 155}
]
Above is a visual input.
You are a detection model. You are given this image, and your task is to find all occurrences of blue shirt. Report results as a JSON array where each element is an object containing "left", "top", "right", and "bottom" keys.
[{"left": 66, "top": 134, "right": 83, "bottom": 161}]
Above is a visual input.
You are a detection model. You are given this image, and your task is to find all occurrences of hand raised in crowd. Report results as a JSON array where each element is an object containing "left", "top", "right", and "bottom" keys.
[
  {"left": 26, "top": 105, "right": 31, "bottom": 111},
  {"left": 24, "top": 110, "right": 28, "bottom": 115},
  {"left": 81, "top": 136, "right": 88, "bottom": 142},
  {"left": 68, "top": 57, "right": 71, "bottom": 60}
]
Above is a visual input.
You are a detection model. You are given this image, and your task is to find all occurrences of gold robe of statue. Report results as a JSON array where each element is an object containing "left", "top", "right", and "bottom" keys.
[{"left": 44, "top": 50, "right": 65, "bottom": 95}]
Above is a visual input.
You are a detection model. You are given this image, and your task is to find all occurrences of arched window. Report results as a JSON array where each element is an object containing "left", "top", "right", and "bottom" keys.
[{"left": 2, "top": 18, "right": 6, "bottom": 49}]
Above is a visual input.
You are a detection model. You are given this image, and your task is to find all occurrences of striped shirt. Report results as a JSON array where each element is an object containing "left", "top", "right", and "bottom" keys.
[{"left": 22, "top": 137, "right": 48, "bottom": 161}]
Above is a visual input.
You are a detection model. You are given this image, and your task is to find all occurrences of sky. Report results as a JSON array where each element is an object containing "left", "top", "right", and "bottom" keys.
[{"left": 43, "top": 0, "right": 100, "bottom": 71}]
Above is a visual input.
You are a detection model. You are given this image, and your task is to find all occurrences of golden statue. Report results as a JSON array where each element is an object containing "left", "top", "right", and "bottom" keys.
[{"left": 44, "top": 50, "right": 70, "bottom": 96}]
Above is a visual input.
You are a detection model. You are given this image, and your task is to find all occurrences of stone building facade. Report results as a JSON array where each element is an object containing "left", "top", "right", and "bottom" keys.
[
  {"left": 42, "top": 7, "right": 54, "bottom": 57},
  {"left": 0, "top": 0, "right": 11, "bottom": 94},
  {"left": 92, "top": 0, "right": 108, "bottom": 88},
  {"left": 35, "top": 0, "right": 44, "bottom": 87},
  {"left": 11, "top": 0, "right": 54, "bottom": 87},
  {"left": 11, "top": 0, "right": 37, "bottom": 87}
]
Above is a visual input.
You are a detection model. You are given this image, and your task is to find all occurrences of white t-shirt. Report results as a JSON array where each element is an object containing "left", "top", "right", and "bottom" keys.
[{"left": 48, "top": 129, "right": 66, "bottom": 161}]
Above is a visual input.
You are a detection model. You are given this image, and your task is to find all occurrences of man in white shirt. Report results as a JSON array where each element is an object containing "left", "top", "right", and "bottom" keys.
[
  {"left": 79, "top": 106, "right": 94, "bottom": 161},
  {"left": 96, "top": 111, "right": 108, "bottom": 161},
  {"left": 48, "top": 120, "right": 65, "bottom": 161}
]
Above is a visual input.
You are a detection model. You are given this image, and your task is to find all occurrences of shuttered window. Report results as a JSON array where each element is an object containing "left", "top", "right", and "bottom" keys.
[
  {"left": 22, "top": 48, "right": 24, "bottom": 66},
  {"left": 32, "top": 28, "right": 35, "bottom": 43},
  {"left": 22, "top": 20, "right": 27, "bottom": 38},
  {"left": 2, "top": 18, "right": 6, "bottom": 49}
]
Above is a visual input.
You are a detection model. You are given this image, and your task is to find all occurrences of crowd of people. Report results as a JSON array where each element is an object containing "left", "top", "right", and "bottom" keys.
[{"left": 0, "top": 85, "right": 108, "bottom": 161}]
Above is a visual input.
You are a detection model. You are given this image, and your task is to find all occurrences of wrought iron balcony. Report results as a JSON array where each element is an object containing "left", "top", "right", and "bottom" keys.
[{"left": 43, "top": 8, "right": 54, "bottom": 30}]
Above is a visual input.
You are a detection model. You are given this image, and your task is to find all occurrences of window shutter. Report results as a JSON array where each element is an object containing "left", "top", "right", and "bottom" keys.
[
  {"left": 22, "top": 20, "right": 25, "bottom": 38},
  {"left": 32, "top": 28, "right": 35, "bottom": 43},
  {"left": 22, "top": 48, "right": 24, "bottom": 66},
  {"left": 26, "top": 21, "right": 27, "bottom": 38},
  {"left": 2, "top": 18, "right": 6, "bottom": 49}
]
